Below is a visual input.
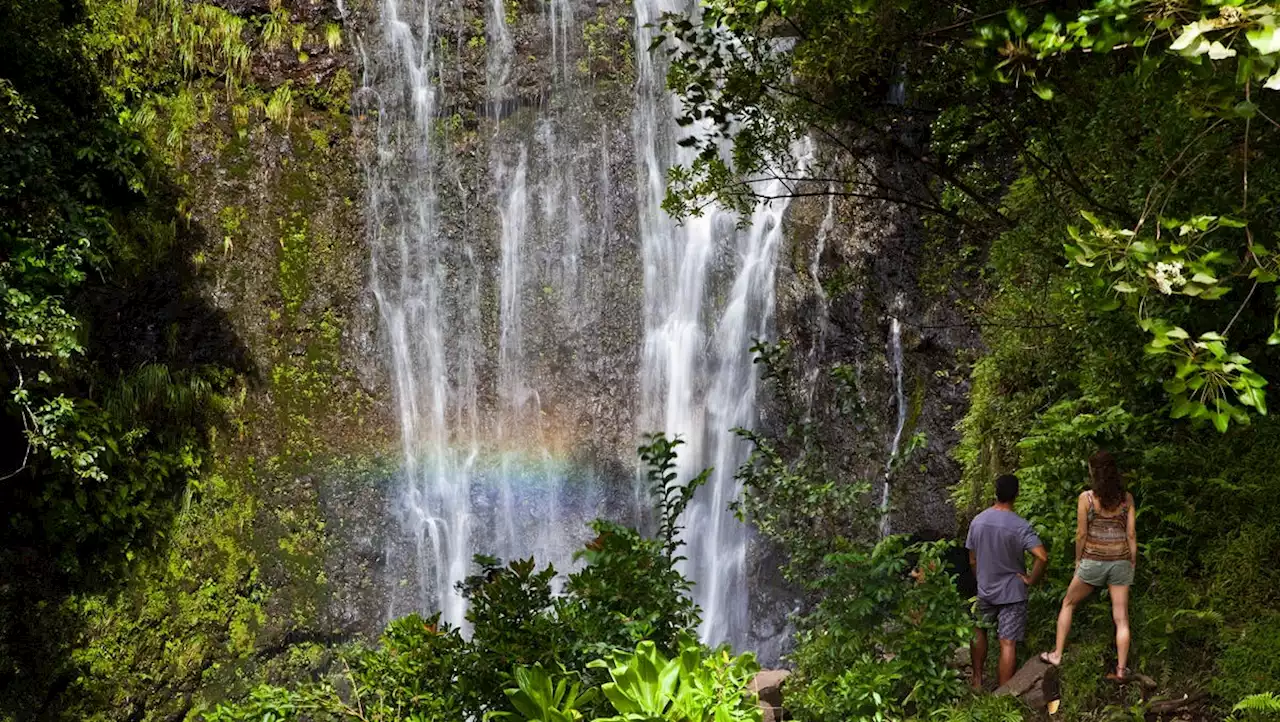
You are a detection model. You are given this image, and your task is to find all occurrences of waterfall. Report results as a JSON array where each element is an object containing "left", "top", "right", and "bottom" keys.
[
  {"left": 881, "top": 314, "right": 907, "bottom": 537},
  {"left": 803, "top": 189, "right": 836, "bottom": 415},
  {"left": 361, "top": 0, "right": 803, "bottom": 652}
]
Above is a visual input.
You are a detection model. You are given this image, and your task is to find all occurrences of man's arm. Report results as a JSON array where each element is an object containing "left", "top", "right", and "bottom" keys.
[{"left": 1023, "top": 544, "right": 1049, "bottom": 587}]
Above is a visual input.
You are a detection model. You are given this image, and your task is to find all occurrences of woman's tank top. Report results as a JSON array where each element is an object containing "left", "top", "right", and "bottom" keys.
[{"left": 1082, "top": 491, "right": 1130, "bottom": 561}]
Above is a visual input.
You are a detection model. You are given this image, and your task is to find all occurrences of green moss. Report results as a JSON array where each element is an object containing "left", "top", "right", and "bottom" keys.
[
  {"left": 580, "top": 10, "right": 634, "bottom": 83},
  {"left": 277, "top": 214, "right": 310, "bottom": 318}
]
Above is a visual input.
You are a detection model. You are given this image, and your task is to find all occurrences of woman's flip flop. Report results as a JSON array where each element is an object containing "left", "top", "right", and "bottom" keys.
[{"left": 1105, "top": 668, "right": 1130, "bottom": 683}]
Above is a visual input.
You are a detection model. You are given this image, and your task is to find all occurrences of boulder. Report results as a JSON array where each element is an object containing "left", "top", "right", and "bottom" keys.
[
  {"left": 751, "top": 669, "right": 791, "bottom": 722},
  {"left": 995, "top": 656, "right": 1059, "bottom": 711}
]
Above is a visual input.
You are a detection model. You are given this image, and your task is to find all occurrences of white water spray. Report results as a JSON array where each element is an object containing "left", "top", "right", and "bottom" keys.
[{"left": 881, "top": 312, "right": 907, "bottom": 537}]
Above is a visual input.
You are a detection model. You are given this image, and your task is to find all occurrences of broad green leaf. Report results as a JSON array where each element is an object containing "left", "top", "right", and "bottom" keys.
[
  {"left": 1113, "top": 280, "right": 1138, "bottom": 293},
  {"left": 1212, "top": 410, "right": 1230, "bottom": 433},
  {"left": 1007, "top": 8, "right": 1028, "bottom": 36},
  {"left": 1171, "top": 396, "right": 1197, "bottom": 419},
  {"left": 1248, "top": 25, "right": 1280, "bottom": 54},
  {"left": 1169, "top": 22, "right": 1205, "bottom": 52},
  {"left": 1208, "top": 41, "right": 1236, "bottom": 60}
]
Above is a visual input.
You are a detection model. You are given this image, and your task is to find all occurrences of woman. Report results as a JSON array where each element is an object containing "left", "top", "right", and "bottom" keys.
[{"left": 1040, "top": 450, "right": 1137, "bottom": 680}]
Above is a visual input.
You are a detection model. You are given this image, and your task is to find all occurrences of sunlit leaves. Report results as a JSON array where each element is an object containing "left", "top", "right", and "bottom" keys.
[
  {"left": 974, "top": 2, "right": 1280, "bottom": 100},
  {"left": 1142, "top": 321, "right": 1267, "bottom": 431},
  {"left": 1063, "top": 211, "right": 1275, "bottom": 431}
]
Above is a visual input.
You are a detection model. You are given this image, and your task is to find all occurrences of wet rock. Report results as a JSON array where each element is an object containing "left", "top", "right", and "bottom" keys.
[{"left": 751, "top": 669, "right": 790, "bottom": 722}]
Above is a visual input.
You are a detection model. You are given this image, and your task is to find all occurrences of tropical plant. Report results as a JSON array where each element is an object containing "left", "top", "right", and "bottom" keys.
[
  {"left": 560, "top": 520, "right": 699, "bottom": 660},
  {"left": 637, "top": 433, "right": 709, "bottom": 556},
  {"left": 787, "top": 536, "right": 973, "bottom": 722},
  {"left": 1234, "top": 692, "right": 1280, "bottom": 719},
  {"left": 586, "top": 633, "right": 761, "bottom": 722},
  {"left": 488, "top": 666, "right": 598, "bottom": 722}
]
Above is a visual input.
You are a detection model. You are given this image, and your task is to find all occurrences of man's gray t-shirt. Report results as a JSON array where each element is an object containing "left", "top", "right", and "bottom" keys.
[{"left": 965, "top": 508, "right": 1042, "bottom": 605}]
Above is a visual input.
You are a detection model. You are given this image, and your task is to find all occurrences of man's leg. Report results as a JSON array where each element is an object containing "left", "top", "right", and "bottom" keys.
[
  {"left": 996, "top": 600, "right": 1028, "bottom": 687},
  {"left": 998, "top": 638, "right": 1018, "bottom": 686},
  {"left": 971, "top": 627, "right": 988, "bottom": 689}
]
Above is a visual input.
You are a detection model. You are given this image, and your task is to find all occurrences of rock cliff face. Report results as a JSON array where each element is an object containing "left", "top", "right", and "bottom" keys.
[
  {"left": 59, "top": 0, "right": 978, "bottom": 717},
  {"left": 775, "top": 158, "right": 979, "bottom": 539},
  {"left": 59, "top": 1, "right": 403, "bottom": 718}
]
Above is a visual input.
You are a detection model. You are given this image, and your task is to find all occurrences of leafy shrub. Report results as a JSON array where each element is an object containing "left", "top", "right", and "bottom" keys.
[
  {"left": 490, "top": 665, "right": 598, "bottom": 722},
  {"left": 348, "top": 613, "right": 469, "bottom": 719},
  {"left": 1234, "top": 692, "right": 1280, "bottom": 720},
  {"left": 587, "top": 634, "right": 760, "bottom": 722},
  {"left": 206, "top": 436, "right": 710, "bottom": 721},
  {"left": 460, "top": 556, "right": 568, "bottom": 711},
  {"left": 1205, "top": 523, "right": 1280, "bottom": 618},
  {"left": 1213, "top": 614, "right": 1280, "bottom": 705},
  {"left": 787, "top": 536, "right": 972, "bottom": 722},
  {"left": 935, "top": 694, "right": 1028, "bottom": 722},
  {"left": 561, "top": 520, "right": 699, "bottom": 660}
]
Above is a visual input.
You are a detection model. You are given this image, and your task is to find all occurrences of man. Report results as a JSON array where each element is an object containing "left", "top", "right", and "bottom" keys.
[{"left": 966, "top": 473, "right": 1048, "bottom": 689}]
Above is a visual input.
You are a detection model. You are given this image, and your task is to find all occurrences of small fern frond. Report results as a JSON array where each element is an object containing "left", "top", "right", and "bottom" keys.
[{"left": 1235, "top": 692, "right": 1280, "bottom": 717}]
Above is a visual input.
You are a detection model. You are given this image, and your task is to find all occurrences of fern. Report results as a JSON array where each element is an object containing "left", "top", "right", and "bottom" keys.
[
  {"left": 933, "top": 695, "right": 1026, "bottom": 722},
  {"left": 265, "top": 83, "right": 293, "bottom": 127},
  {"left": 1235, "top": 693, "right": 1280, "bottom": 719},
  {"left": 324, "top": 23, "right": 342, "bottom": 51},
  {"left": 260, "top": 8, "right": 290, "bottom": 51}
]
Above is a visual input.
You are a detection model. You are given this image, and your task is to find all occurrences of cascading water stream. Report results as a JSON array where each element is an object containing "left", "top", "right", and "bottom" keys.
[
  {"left": 881, "top": 312, "right": 907, "bottom": 537},
  {"left": 803, "top": 189, "right": 836, "bottom": 415},
  {"left": 362, "top": 0, "right": 805, "bottom": 652}
]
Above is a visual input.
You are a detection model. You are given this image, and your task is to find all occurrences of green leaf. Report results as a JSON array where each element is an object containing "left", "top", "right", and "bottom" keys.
[
  {"left": 1212, "top": 410, "right": 1230, "bottom": 433},
  {"left": 1170, "top": 396, "right": 1197, "bottom": 419},
  {"left": 1112, "top": 280, "right": 1137, "bottom": 293},
  {"left": 1032, "top": 84, "right": 1054, "bottom": 100},
  {"left": 1007, "top": 8, "right": 1028, "bottom": 36},
  {"left": 1247, "top": 25, "right": 1280, "bottom": 55},
  {"left": 1170, "top": 19, "right": 1208, "bottom": 52},
  {"left": 1207, "top": 41, "right": 1236, "bottom": 60},
  {"left": 1265, "top": 67, "right": 1280, "bottom": 90}
]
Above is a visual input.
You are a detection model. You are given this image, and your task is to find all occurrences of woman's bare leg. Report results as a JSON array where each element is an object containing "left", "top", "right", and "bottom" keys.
[
  {"left": 1109, "top": 584, "right": 1131, "bottom": 677},
  {"left": 1043, "top": 575, "right": 1094, "bottom": 664}
]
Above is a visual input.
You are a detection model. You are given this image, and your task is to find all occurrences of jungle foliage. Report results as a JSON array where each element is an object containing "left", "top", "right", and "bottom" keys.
[
  {"left": 656, "top": 0, "right": 1280, "bottom": 718},
  {"left": 1, "top": 0, "right": 354, "bottom": 716},
  {"left": 202, "top": 435, "right": 758, "bottom": 722}
]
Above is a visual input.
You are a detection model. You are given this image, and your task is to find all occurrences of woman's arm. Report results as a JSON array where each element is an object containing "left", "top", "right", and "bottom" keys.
[
  {"left": 1075, "top": 492, "right": 1088, "bottom": 566},
  {"left": 1127, "top": 492, "right": 1138, "bottom": 568}
]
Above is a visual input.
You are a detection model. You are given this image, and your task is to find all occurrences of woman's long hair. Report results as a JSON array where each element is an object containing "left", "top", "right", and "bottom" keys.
[{"left": 1088, "top": 450, "right": 1125, "bottom": 510}]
